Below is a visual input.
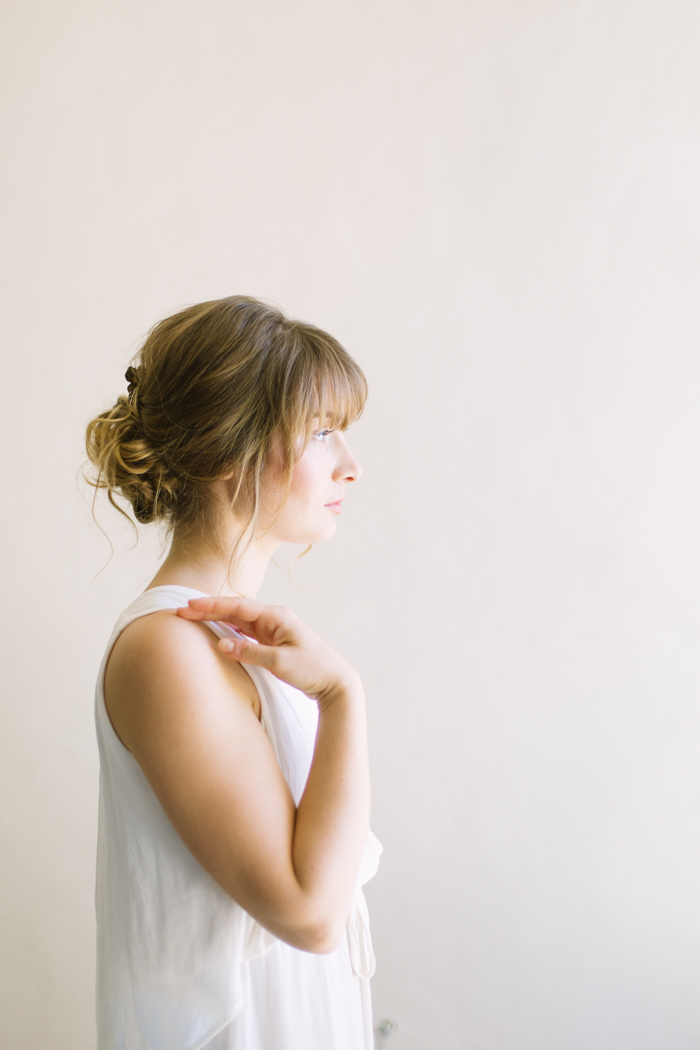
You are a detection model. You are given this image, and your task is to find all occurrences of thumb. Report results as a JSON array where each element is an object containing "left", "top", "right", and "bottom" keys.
[{"left": 218, "top": 634, "right": 281, "bottom": 673}]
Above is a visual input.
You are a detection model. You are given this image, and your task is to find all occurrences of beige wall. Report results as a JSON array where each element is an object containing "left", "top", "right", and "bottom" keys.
[{"left": 2, "top": 1, "right": 700, "bottom": 1047}]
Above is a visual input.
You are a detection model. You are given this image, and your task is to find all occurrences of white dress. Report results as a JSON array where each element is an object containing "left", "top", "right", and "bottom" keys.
[{"left": 95, "top": 585, "right": 382, "bottom": 1050}]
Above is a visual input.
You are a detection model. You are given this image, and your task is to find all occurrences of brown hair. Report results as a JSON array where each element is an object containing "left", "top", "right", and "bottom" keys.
[{"left": 85, "top": 296, "right": 367, "bottom": 550}]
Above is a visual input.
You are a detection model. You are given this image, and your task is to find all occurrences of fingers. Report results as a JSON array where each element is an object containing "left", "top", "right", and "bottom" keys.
[
  {"left": 177, "top": 596, "right": 297, "bottom": 650},
  {"left": 177, "top": 596, "right": 265, "bottom": 626}
]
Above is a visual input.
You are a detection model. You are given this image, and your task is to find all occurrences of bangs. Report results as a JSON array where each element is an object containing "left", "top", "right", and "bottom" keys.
[
  {"left": 314, "top": 358, "right": 367, "bottom": 431},
  {"left": 276, "top": 323, "right": 368, "bottom": 449}
]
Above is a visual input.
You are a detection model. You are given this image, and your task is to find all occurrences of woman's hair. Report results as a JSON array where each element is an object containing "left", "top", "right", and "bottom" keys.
[{"left": 85, "top": 295, "right": 367, "bottom": 550}]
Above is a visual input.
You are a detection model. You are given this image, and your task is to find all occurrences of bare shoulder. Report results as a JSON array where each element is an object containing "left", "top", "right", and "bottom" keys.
[
  {"left": 107, "top": 608, "right": 213, "bottom": 686},
  {"left": 108, "top": 607, "right": 217, "bottom": 679},
  {"left": 105, "top": 608, "right": 261, "bottom": 752}
]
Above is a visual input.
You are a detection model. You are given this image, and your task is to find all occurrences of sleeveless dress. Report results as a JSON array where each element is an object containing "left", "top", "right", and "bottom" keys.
[{"left": 95, "top": 585, "right": 382, "bottom": 1050}]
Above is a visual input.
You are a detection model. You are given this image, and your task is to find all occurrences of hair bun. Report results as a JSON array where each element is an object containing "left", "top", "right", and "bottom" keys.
[{"left": 85, "top": 389, "right": 182, "bottom": 525}]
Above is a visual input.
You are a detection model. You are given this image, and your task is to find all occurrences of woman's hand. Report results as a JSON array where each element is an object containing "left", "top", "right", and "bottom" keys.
[{"left": 177, "top": 596, "right": 358, "bottom": 708}]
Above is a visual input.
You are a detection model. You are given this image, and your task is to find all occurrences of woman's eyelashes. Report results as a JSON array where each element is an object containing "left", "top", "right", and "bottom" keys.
[{"left": 312, "top": 429, "right": 334, "bottom": 443}]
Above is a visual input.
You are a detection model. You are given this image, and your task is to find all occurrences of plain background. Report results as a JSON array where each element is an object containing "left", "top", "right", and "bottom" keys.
[{"left": 2, "top": 1, "right": 700, "bottom": 1047}]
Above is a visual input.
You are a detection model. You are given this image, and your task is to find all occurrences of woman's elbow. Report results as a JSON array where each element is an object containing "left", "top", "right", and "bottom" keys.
[{"left": 290, "top": 915, "right": 345, "bottom": 955}]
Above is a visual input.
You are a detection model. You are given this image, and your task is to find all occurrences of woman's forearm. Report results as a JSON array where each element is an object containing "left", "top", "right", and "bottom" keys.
[{"left": 291, "top": 672, "right": 371, "bottom": 946}]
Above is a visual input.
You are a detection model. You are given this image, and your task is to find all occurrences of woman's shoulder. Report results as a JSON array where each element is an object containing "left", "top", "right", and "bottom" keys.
[
  {"left": 105, "top": 607, "right": 261, "bottom": 750},
  {"left": 110, "top": 606, "right": 213, "bottom": 678}
]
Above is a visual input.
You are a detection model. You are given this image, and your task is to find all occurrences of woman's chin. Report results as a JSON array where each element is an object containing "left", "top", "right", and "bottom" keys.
[
  {"left": 309, "top": 521, "right": 338, "bottom": 544},
  {"left": 302, "top": 519, "right": 338, "bottom": 545}
]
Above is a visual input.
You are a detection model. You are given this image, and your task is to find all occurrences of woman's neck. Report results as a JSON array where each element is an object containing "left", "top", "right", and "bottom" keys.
[{"left": 147, "top": 527, "right": 278, "bottom": 600}]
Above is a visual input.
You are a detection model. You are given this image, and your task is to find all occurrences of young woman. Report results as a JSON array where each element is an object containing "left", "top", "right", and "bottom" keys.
[{"left": 85, "top": 296, "right": 381, "bottom": 1050}]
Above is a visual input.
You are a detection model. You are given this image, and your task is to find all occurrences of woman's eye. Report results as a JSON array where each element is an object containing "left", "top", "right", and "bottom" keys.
[{"left": 313, "top": 429, "right": 333, "bottom": 443}]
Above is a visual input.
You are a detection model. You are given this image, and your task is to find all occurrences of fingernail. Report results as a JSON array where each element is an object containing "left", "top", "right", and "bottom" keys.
[{"left": 220, "top": 639, "right": 235, "bottom": 652}]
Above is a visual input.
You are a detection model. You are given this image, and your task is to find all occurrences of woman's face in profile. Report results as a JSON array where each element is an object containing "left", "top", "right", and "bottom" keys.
[{"left": 261, "top": 420, "right": 363, "bottom": 547}]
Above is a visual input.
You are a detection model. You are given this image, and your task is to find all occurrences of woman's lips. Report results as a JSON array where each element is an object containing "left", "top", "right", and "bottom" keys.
[{"left": 325, "top": 501, "right": 343, "bottom": 514}]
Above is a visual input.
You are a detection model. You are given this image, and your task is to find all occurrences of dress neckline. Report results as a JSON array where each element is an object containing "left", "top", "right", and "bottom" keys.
[
  {"left": 142, "top": 584, "right": 209, "bottom": 596},
  {"left": 141, "top": 584, "right": 248, "bottom": 601}
]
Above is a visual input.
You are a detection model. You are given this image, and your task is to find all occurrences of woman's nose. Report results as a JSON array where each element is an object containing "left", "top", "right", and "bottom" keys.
[
  {"left": 345, "top": 455, "right": 362, "bottom": 482},
  {"left": 335, "top": 438, "right": 362, "bottom": 483}
]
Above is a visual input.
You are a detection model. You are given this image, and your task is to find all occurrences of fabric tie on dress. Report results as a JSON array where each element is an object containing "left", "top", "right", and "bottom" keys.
[
  {"left": 346, "top": 887, "right": 376, "bottom": 978},
  {"left": 346, "top": 828, "right": 383, "bottom": 978}
]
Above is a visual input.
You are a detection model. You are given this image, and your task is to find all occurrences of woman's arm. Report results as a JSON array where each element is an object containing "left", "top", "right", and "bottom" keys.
[{"left": 104, "top": 597, "right": 370, "bottom": 954}]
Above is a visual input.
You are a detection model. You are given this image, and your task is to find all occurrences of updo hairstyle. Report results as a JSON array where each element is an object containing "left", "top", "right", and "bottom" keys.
[{"left": 85, "top": 296, "right": 367, "bottom": 544}]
